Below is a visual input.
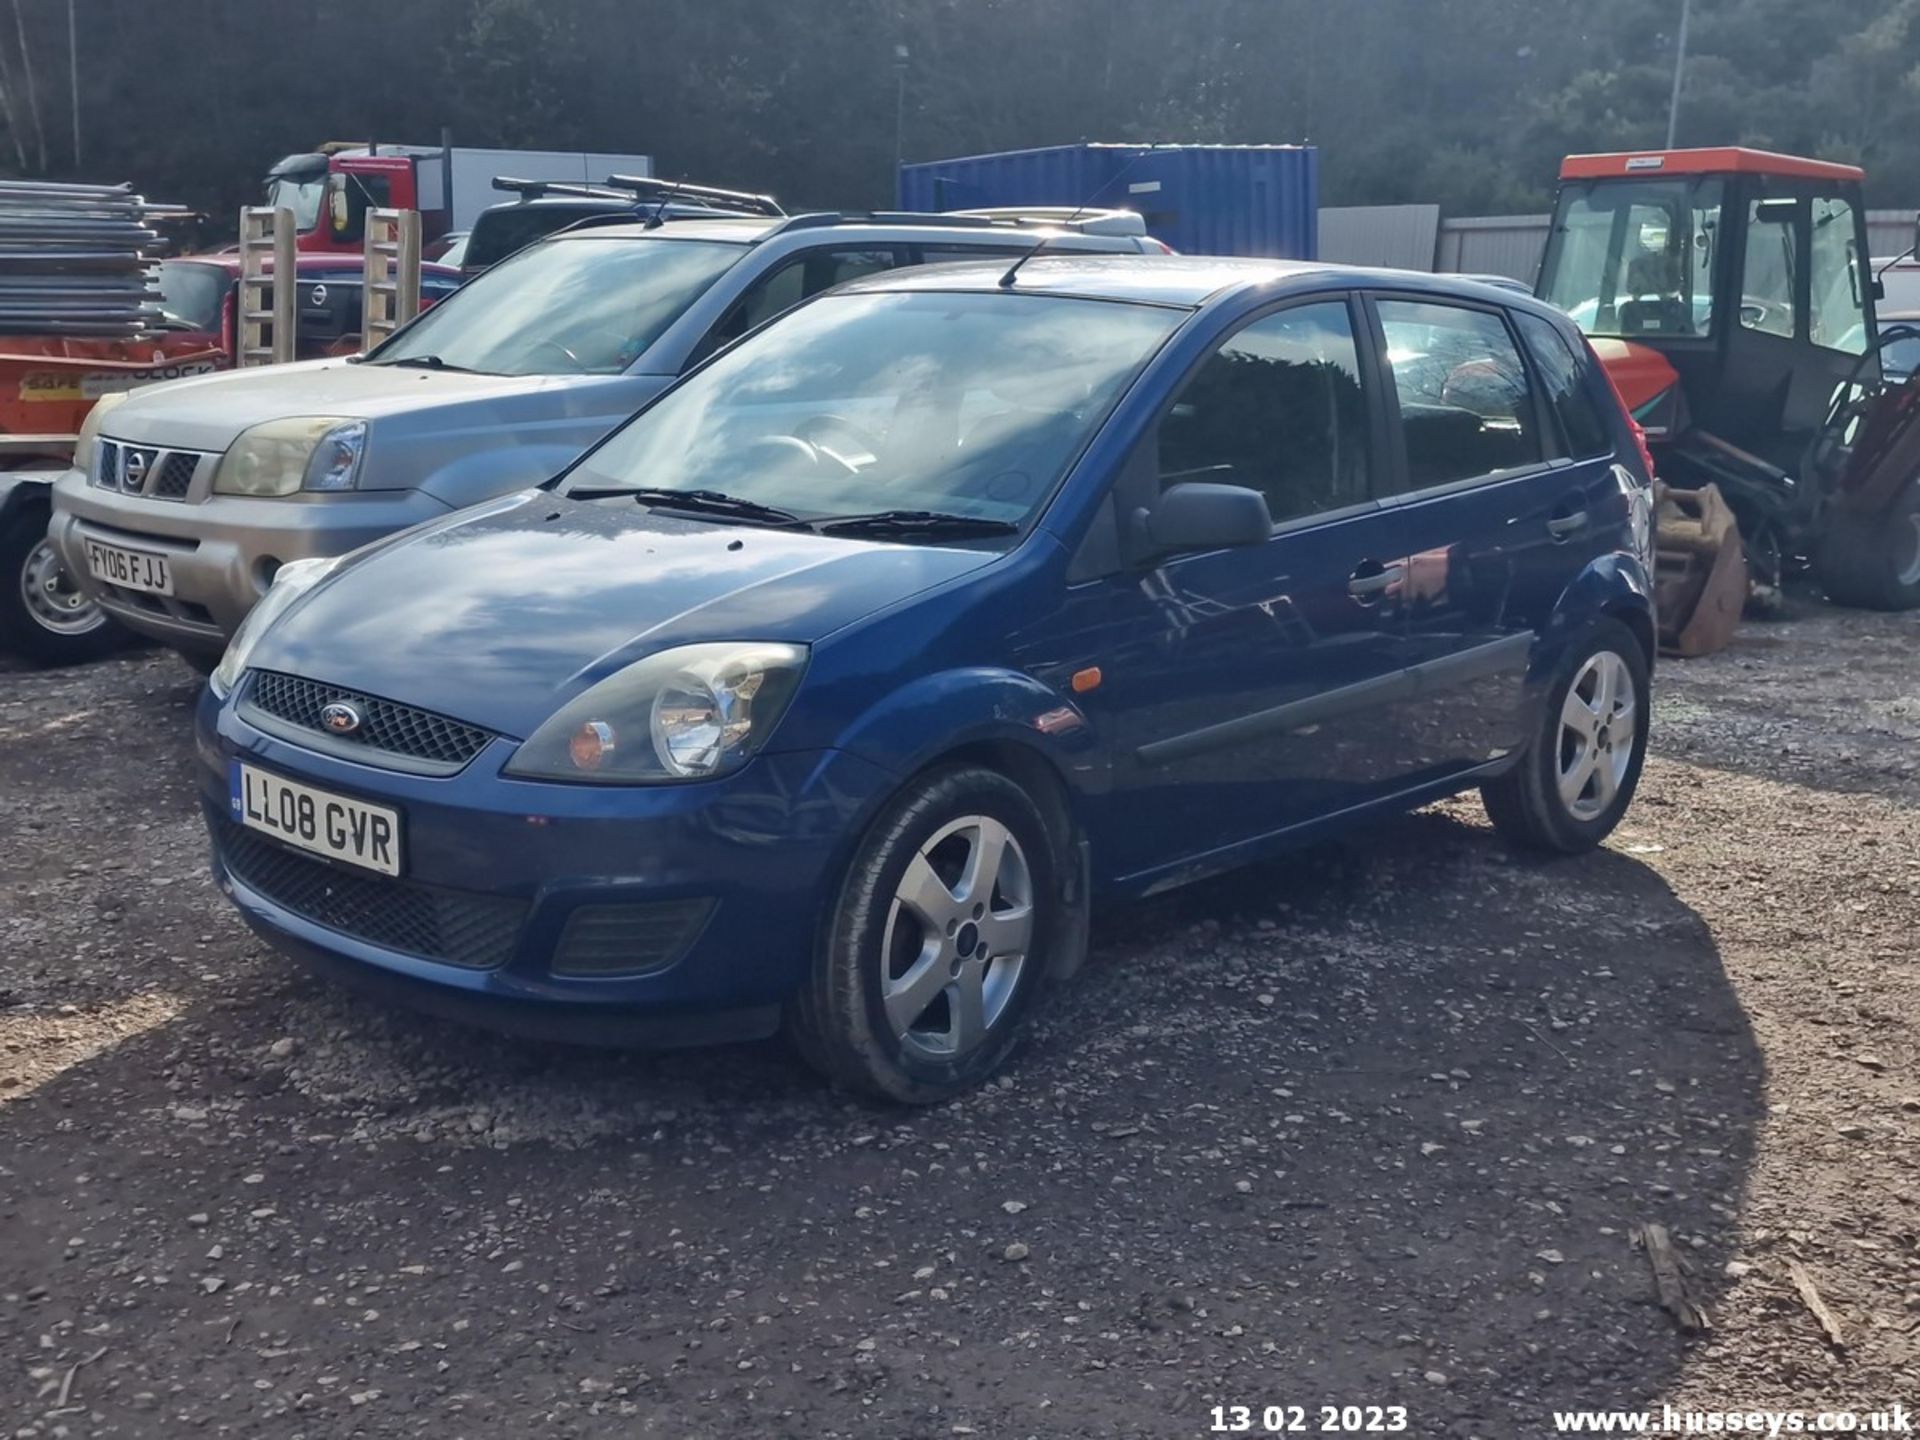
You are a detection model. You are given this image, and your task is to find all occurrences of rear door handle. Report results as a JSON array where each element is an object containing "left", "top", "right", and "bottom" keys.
[
  {"left": 1547, "top": 510, "right": 1590, "bottom": 539},
  {"left": 1347, "top": 561, "right": 1405, "bottom": 600}
]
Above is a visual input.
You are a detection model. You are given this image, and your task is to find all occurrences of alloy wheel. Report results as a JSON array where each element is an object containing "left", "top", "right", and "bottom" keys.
[
  {"left": 880, "top": 815, "right": 1033, "bottom": 1063},
  {"left": 1557, "top": 650, "right": 1638, "bottom": 823}
]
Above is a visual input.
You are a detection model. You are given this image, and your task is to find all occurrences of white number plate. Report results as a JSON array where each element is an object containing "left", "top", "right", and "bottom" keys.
[
  {"left": 229, "top": 762, "right": 402, "bottom": 877},
  {"left": 84, "top": 538, "right": 173, "bottom": 596}
]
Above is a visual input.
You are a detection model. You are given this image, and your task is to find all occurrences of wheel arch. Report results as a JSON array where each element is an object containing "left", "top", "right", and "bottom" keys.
[{"left": 875, "top": 735, "right": 1092, "bottom": 983}]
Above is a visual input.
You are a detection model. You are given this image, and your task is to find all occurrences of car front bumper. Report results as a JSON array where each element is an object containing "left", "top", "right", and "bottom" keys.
[
  {"left": 51, "top": 469, "right": 452, "bottom": 656},
  {"left": 196, "top": 683, "right": 895, "bottom": 1044}
]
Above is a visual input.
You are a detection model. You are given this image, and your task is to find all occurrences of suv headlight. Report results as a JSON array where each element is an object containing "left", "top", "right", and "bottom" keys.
[
  {"left": 503, "top": 643, "right": 808, "bottom": 784},
  {"left": 208, "top": 556, "right": 340, "bottom": 697},
  {"left": 74, "top": 391, "right": 132, "bottom": 474},
  {"left": 213, "top": 417, "right": 366, "bottom": 496}
]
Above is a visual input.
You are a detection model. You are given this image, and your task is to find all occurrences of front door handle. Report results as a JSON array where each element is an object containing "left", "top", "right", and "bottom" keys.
[
  {"left": 1547, "top": 510, "right": 1590, "bottom": 540},
  {"left": 1347, "top": 561, "right": 1405, "bottom": 601}
]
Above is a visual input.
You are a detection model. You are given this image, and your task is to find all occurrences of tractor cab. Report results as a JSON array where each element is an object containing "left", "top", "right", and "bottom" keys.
[{"left": 1538, "top": 147, "right": 1880, "bottom": 474}]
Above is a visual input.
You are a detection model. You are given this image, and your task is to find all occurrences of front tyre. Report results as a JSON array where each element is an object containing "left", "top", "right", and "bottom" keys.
[
  {"left": 1815, "top": 481, "right": 1920, "bottom": 611},
  {"left": 790, "top": 765, "right": 1059, "bottom": 1103},
  {"left": 0, "top": 505, "right": 125, "bottom": 666},
  {"left": 1481, "top": 619, "right": 1650, "bottom": 855}
]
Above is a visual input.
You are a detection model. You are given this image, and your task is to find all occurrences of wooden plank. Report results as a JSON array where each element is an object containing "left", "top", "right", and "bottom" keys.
[
  {"left": 1787, "top": 1261, "right": 1847, "bottom": 1349},
  {"left": 1632, "top": 1222, "right": 1710, "bottom": 1331}
]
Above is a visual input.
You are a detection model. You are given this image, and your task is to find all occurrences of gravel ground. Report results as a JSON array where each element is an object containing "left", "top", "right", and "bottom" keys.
[{"left": 4, "top": 602, "right": 1919, "bottom": 1438}]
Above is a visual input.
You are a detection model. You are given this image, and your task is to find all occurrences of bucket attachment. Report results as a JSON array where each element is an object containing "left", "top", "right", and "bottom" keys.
[{"left": 1654, "top": 482, "right": 1746, "bottom": 657}]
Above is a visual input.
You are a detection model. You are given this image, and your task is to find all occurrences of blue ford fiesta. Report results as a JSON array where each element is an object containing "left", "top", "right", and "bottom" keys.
[{"left": 198, "top": 256, "right": 1655, "bottom": 1102}]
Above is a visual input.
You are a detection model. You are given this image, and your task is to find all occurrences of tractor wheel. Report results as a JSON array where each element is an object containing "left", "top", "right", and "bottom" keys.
[{"left": 1815, "top": 481, "right": 1920, "bottom": 611}]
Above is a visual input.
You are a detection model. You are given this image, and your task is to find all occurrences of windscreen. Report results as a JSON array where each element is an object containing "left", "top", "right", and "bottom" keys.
[
  {"left": 561, "top": 289, "right": 1183, "bottom": 527},
  {"left": 154, "top": 262, "right": 228, "bottom": 333},
  {"left": 1540, "top": 178, "right": 1724, "bottom": 339},
  {"left": 265, "top": 176, "right": 325, "bottom": 233},
  {"left": 366, "top": 235, "right": 747, "bottom": 377}
]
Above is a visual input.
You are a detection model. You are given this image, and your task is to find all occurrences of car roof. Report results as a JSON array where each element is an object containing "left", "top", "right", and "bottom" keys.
[
  {"left": 560, "top": 216, "right": 780, "bottom": 243},
  {"left": 829, "top": 254, "right": 1573, "bottom": 315},
  {"left": 166, "top": 253, "right": 461, "bottom": 279}
]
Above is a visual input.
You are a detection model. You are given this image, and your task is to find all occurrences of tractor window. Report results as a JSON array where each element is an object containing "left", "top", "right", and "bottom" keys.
[
  {"left": 1810, "top": 196, "right": 1869, "bottom": 355},
  {"left": 1740, "top": 198, "right": 1799, "bottom": 339},
  {"left": 1539, "top": 179, "right": 1721, "bottom": 340}
]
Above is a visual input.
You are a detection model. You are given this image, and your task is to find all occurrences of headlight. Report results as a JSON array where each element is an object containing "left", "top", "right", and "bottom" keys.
[
  {"left": 503, "top": 643, "right": 808, "bottom": 784},
  {"left": 208, "top": 555, "right": 340, "bottom": 697},
  {"left": 74, "top": 391, "right": 132, "bottom": 474},
  {"left": 213, "top": 417, "right": 365, "bottom": 497}
]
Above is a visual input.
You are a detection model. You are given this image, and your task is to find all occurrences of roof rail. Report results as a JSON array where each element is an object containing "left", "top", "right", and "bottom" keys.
[
  {"left": 603, "top": 175, "right": 785, "bottom": 217},
  {"left": 756, "top": 209, "right": 1150, "bottom": 239},
  {"left": 947, "top": 206, "right": 1148, "bottom": 237},
  {"left": 490, "top": 176, "right": 634, "bottom": 203}
]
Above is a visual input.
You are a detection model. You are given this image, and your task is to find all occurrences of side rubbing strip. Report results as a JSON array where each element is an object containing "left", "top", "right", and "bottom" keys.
[
  {"left": 1135, "top": 668, "right": 1420, "bottom": 767},
  {"left": 1133, "top": 632, "right": 1534, "bottom": 768},
  {"left": 1407, "top": 632, "right": 1533, "bottom": 690}
]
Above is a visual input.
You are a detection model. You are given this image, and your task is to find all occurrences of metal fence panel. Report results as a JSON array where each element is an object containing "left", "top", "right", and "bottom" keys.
[{"left": 1316, "top": 205, "right": 1440, "bottom": 270}]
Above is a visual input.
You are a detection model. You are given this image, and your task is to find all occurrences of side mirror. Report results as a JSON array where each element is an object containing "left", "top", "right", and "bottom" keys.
[
  {"left": 328, "top": 186, "right": 350, "bottom": 235},
  {"left": 1132, "top": 482, "right": 1272, "bottom": 559}
]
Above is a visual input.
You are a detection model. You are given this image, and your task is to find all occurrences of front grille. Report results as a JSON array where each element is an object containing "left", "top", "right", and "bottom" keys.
[
  {"left": 243, "top": 670, "right": 494, "bottom": 773},
  {"left": 214, "top": 814, "right": 524, "bottom": 970},
  {"left": 96, "top": 440, "right": 205, "bottom": 501},
  {"left": 552, "top": 899, "right": 714, "bottom": 977}
]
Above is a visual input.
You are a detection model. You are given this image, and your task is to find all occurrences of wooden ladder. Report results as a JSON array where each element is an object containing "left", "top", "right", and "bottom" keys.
[{"left": 237, "top": 207, "right": 296, "bottom": 367}]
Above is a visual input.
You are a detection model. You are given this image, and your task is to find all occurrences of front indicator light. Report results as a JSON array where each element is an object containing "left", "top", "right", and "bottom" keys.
[{"left": 569, "top": 721, "right": 617, "bottom": 772}]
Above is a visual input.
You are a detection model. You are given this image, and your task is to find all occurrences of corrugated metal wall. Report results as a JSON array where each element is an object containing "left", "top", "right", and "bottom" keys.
[
  {"left": 1328, "top": 209, "right": 1918, "bottom": 284},
  {"left": 1434, "top": 215, "right": 1554, "bottom": 281},
  {"left": 1316, "top": 205, "right": 1439, "bottom": 270},
  {"left": 898, "top": 144, "right": 1319, "bottom": 259}
]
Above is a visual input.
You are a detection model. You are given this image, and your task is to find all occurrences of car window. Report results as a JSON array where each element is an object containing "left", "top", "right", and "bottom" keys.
[
  {"left": 1541, "top": 180, "right": 1721, "bottom": 339},
  {"left": 562, "top": 290, "right": 1182, "bottom": 529},
  {"left": 1379, "top": 299, "right": 1543, "bottom": 489},
  {"left": 709, "top": 247, "right": 897, "bottom": 348},
  {"left": 916, "top": 244, "right": 1030, "bottom": 264},
  {"left": 1885, "top": 332, "right": 1920, "bottom": 381},
  {"left": 1882, "top": 267, "right": 1920, "bottom": 311},
  {"left": 1156, "top": 300, "right": 1369, "bottom": 526},
  {"left": 1514, "top": 311, "right": 1611, "bottom": 460},
  {"left": 464, "top": 203, "right": 622, "bottom": 271},
  {"left": 1810, "top": 196, "right": 1868, "bottom": 355},
  {"left": 366, "top": 236, "right": 748, "bottom": 377},
  {"left": 328, "top": 172, "right": 390, "bottom": 246},
  {"left": 155, "top": 262, "right": 228, "bottom": 332},
  {"left": 1742, "top": 197, "right": 1800, "bottom": 339}
]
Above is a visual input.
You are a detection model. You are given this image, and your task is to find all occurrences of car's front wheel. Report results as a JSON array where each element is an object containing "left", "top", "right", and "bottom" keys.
[
  {"left": 1481, "top": 619, "right": 1650, "bottom": 854},
  {"left": 790, "top": 765, "right": 1059, "bottom": 1103},
  {"left": 0, "top": 504, "right": 125, "bottom": 667}
]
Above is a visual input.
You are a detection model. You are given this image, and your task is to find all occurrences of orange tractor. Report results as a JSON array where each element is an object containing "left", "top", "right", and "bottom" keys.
[{"left": 1535, "top": 147, "right": 1920, "bottom": 642}]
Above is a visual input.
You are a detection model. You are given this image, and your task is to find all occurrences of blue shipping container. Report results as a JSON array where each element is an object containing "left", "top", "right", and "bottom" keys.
[{"left": 897, "top": 143, "right": 1318, "bottom": 260}]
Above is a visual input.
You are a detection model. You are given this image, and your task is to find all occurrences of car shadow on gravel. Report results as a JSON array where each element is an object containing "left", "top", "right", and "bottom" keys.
[{"left": 2, "top": 799, "right": 1763, "bottom": 1435}]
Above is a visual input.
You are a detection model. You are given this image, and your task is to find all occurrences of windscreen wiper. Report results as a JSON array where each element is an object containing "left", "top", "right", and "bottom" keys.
[
  {"left": 378, "top": 354, "right": 479, "bottom": 373},
  {"left": 566, "top": 485, "right": 805, "bottom": 526},
  {"left": 813, "top": 509, "right": 1019, "bottom": 539}
]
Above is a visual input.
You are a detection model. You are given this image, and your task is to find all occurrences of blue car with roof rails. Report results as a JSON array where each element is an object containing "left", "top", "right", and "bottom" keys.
[{"left": 196, "top": 254, "right": 1656, "bottom": 1103}]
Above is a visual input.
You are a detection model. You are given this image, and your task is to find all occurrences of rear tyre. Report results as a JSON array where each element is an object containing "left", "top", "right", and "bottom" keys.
[
  {"left": 1815, "top": 481, "right": 1920, "bottom": 611},
  {"left": 0, "top": 505, "right": 126, "bottom": 667},
  {"left": 788, "top": 765, "right": 1059, "bottom": 1104},
  {"left": 1481, "top": 618, "right": 1650, "bottom": 855}
]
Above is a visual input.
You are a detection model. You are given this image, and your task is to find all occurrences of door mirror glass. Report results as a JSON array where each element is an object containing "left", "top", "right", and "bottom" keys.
[{"left": 1135, "top": 482, "right": 1273, "bottom": 558}]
